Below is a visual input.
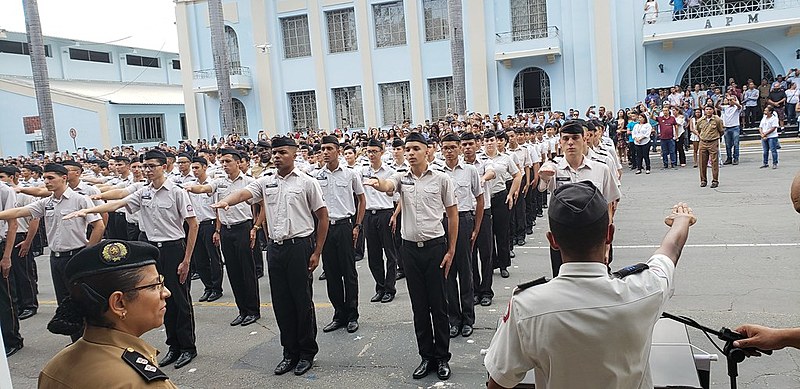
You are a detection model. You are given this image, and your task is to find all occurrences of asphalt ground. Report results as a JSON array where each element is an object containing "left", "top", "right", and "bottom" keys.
[{"left": 8, "top": 143, "right": 800, "bottom": 388}]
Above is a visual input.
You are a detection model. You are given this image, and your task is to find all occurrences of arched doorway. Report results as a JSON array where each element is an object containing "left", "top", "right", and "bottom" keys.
[
  {"left": 513, "top": 67, "right": 551, "bottom": 113},
  {"left": 680, "top": 47, "right": 774, "bottom": 88},
  {"left": 220, "top": 98, "right": 248, "bottom": 136},
  {"left": 225, "top": 25, "right": 241, "bottom": 69}
]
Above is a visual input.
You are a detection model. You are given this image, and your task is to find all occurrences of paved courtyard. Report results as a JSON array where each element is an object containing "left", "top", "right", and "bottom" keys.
[{"left": 8, "top": 143, "right": 800, "bottom": 388}]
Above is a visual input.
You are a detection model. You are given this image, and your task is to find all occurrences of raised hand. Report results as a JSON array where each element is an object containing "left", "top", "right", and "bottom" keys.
[{"left": 664, "top": 202, "right": 697, "bottom": 227}]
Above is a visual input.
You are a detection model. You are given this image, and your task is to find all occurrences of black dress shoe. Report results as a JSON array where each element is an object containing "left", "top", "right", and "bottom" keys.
[
  {"left": 294, "top": 359, "right": 313, "bottom": 375},
  {"left": 473, "top": 296, "right": 480, "bottom": 306},
  {"left": 174, "top": 351, "right": 197, "bottom": 369},
  {"left": 537, "top": 211, "right": 543, "bottom": 217},
  {"left": 396, "top": 272, "right": 405, "bottom": 280},
  {"left": 319, "top": 271, "right": 327, "bottom": 280},
  {"left": 480, "top": 296, "right": 492, "bottom": 306},
  {"left": 449, "top": 325, "right": 460, "bottom": 338},
  {"left": 346, "top": 320, "right": 359, "bottom": 333},
  {"left": 525, "top": 228, "right": 533, "bottom": 235},
  {"left": 509, "top": 250, "right": 515, "bottom": 259},
  {"left": 206, "top": 291, "right": 223, "bottom": 302},
  {"left": 230, "top": 315, "right": 245, "bottom": 326},
  {"left": 370, "top": 292, "right": 384, "bottom": 302},
  {"left": 274, "top": 358, "right": 298, "bottom": 375},
  {"left": 517, "top": 238, "right": 526, "bottom": 246},
  {"left": 500, "top": 268, "right": 510, "bottom": 278},
  {"left": 18, "top": 309, "right": 36, "bottom": 320},
  {"left": 240, "top": 314, "right": 260, "bottom": 326},
  {"left": 5, "top": 344, "right": 22, "bottom": 357},
  {"left": 322, "top": 320, "right": 344, "bottom": 332},
  {"left": 159, "top": 350, "right": 179, "bottom": 367},
  {"left": 437, "top": 360, "right": 451, "bottom": 380},
  {"left": 412, "top": 359, "right": 433, "bottom": 379},
  {"left": 191, "top": 272, "right": 200, "bottom": 280},
  {"left": 461, "top": 325, "right": 473, "bottom": 337},
  {"left": 380, "top": 293, "right": 394, "bottom": 303},
  {"left": 198, "top": 290, "right": 211, "bottom": 302}
]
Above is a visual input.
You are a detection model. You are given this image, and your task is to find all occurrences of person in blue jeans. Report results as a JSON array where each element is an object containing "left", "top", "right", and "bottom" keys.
[
  {"left": 656, "top": 107, "right": 678, "bottom": 168},
  {"left": 759, "top": 106, "right": 780, "bottom": 169}
]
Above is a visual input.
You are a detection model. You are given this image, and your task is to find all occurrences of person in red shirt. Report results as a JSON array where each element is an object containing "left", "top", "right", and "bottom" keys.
[{"left": 656, "top": 106, "right": 678, "bottom": 169}]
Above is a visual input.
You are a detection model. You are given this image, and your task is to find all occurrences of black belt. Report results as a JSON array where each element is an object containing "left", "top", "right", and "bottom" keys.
[
  {"left": 330, "top": 218, "right": 352, "bottom": 226},
  {"left": 199, "top": 220, "right": 215, "bottom": 226},
  {"left": 458, "top": 210, "right": 474, "bottom": 217},
  {"left": 52, "top": 247, "right": 84, "bottom": 258},
  {"left": 16, "top": 232, "right": 27, "bottom": 238},
  {"left": 367, "top": 209, "right": 393, "bottom": 215},
  {"left": 403, "top": 236, "right": 446, "bottom": 248},
  {"left": 222, "top": 220, "right": 250, "bottom": 229},
  {"left": 492, "top": 190, "right": 508, "bottom": 199},
  {"left": 483, "top": 209, "right": 492, "bottom": 216},
  {"left": 146, "top": 239, "right": 184, "bottom": 248},
  {"left": 270, "top": 235, "right": 312, "bottom": 246},
  {"left": 701, "top": 138, "right": 719, "bottom": 142}
]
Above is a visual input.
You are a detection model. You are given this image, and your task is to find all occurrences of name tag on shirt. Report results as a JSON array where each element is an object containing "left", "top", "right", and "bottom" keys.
[
  {"left": 264, "top": 182, "right": 278, "bottom": 188},
  {"left": 45, "top": 202, "right": 55, "bottom": 211},
  {"left": 401, "top": 179, "right": 415, "bottom": 186},
  {"left": 141, "top": 193, "right": 153, "bottom": 200},
  {"left": 316, "top": 175, "right": 327, "bottom": 181},
  {"left": 556, "top": 177, "right": 571, "bottom": 182}
]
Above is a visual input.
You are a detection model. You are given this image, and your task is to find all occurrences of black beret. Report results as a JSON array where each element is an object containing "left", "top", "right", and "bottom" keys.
[
  {"left": 96, "top": 160, "right": 109, "bottom": 169},
  {"left": 391, "top": 138, "right": 405, "bottom": 148},
  {"left": 257, "top": 140, "right": 272, "bottom": 149},
  {"left": 111, "top": 156, "right": 131, "bottom": 164},
  {"left": 191, "top": 157, "right": 208, "bottom": 166},
  {"left": 219, "top": 149, "right": 242, "bottom": 159},
  {"left": 548, "top": 181, "right": 608, "bottom": 227},
  {"left": 198, "top": 148, "right": 215, "bottom": 155},
  {"left": 426, "top": 137, "right": 438, "bottom": 146},
  {"left": 163, "top": 151, "right": 176, "bottom": 159},
  {"left": 484, "top": 130, "right": 497, "bottom": 139},
  {"left": 441, "top": 133, "right": 461, "bottom": 143},
  {"left": 271, "top": 136, "right": 298, "bottom": 148},
  {"left": 561, "top": 120, "right": 585, "bottom": 135},
  {"left": 496, "top": 131, "right": 509, "bottom": 141},
  {"left": 367, "top": 138, "right": 384, "bottom": 148},
  {"left": 177, "top": 153, "right": 193, "bottom": 161},
  {"left": 65, "top": 240, "right": 159, "bottom": 283},
  {"left": 44, "top": 163, "right": 68, "bottom": 175},
  {"left": 460, "top": 132, "right": 477, "bottom": 141},
  {"left": 405, "top": 132, "right": 427, "bottom": 145},
  {"left": 143, "top": 150, "right": 168, "bottom": 164},
  {"left": 0, "top": 166, "right": 18, "bottom": 176},
  {"left": 60, "top": 160, "right": 83, "bottom": 170},
  {"left": 29, "top": 165, "right": 43, "bottom": 174},
  {"left": 311, "top": 143, "right": 321, "bottom": 153},
  {"left": 320, "top": 135, "right": 339, "bottom": 146}
]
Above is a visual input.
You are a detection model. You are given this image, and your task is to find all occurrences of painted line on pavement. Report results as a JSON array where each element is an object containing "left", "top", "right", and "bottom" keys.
[
  {"left": 518, "top": 243, "right": 800, "bottom": 249},
  {"left": 38, "top": 300, "right": 334, "bottom": 308}
]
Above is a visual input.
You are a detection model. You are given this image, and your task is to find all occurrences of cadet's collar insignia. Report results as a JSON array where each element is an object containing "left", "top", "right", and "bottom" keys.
[
  {"left": 513, "top": 276, "right": 548, "bottom": 295},
  {"left": 122, "top": 349, "right": 169, "bottom": 382},
  {"left": 101, "top": 242, "right": 128, "bottom": 264}
]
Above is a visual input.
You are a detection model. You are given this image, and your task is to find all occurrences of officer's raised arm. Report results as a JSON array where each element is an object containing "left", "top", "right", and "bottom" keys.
[{"left": 656, "top": 202, "right": 696, "bottom": 265}]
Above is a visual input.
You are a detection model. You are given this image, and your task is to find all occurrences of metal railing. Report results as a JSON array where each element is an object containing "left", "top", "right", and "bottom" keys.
[
  {"left": 644, "top": 0, "right": 800, "bottom": 23},
  {"left": 495, "top": 26, "right": 559, "bottom": 44},
  {"left": 192, "top": 66, "right": 251, "bottom": 80}
]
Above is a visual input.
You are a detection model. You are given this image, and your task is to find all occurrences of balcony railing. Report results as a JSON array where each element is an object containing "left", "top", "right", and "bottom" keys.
[
  {"left": 643, "top": 0, "right": 800, "bottom": 23},
  {"left": 192, "top": 66, "right": 251, "bottom": 80},
  {"left": 495, "top": 26, "right": 560, "bottom": 44}
]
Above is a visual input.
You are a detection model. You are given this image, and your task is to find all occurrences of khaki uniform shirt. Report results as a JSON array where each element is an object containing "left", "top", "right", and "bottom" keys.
[
  {"left": 26, "top": 188, "right": 101, "bottom": 252},
  {"left": 487, "top": 152, "right": 520, "bottom": 195},
  {"left": 540, "top": 157, "right": 621, "bottom": 204},
  {"left": 72, "top": 180, "right": 103, "bottom": 207},
  {"left": 696, "top": 115, "right": 725, "bottom": 141},
  {"left": 484, "top": 255, "right": 675, "bottom": 389},
  {"left": 0, "top": 184, "right": 16, "bottom": 240},
  {"left": 443, "top": 162, "right": 483, "bottom": 212},
  {"left": 463, "top": 156, "right": 494, "bottom": 210},
  {"left": 188, "top": 177, "right": 217, "bottom": 223},
  {"left": 386, "top": 165, "right": 457, "bottom": 242},
  {"left": 39, "top": 326, "right": 178, "bottom": 389},
  {"left": 124, "top": 179, "right": 196, "bottom": 242},
  {"left": 246, "top": 168, "right": 325, "bottom": 241},
  {"left": 313, "top": 164, "right": 365, "bottom": 221},
  {"left": 357, "top": 162, "right": 396, "bottom": 211},
  {"left": 209, "top": 173, "right": 254, "bottom": 225}
]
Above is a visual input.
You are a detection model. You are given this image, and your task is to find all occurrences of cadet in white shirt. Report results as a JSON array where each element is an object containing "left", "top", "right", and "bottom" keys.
[
  {"left": 440, "top": 133, "right": 484, "bottom": 339},
  {"left": 185, "top": 157, "right": 224, "bottom": 303},
  {"left": 213, "top": 136, "right": 328, "bottom": 377},
  {"left": 358, "top": 139, "right": 399, "bottom": 303},
  {"left": 365, "top": 132, "right": 457, "bottom": 381},
  {"left": 187, "top": 149, "right": 260, "bottom": 327},
  {"left": 485, "top": 182, "right": 695, "bottom": 389},
  {"left": 0, "top": 177, "right": 21, "bottom": 356},
  {"left": 0, "top": 163, "right": 105, "bottom": 342},
  {"left": 483, "top": 131, "right": 522, "bottom": 279},
  {"left": 315, "top": 136, "right": 366, "bottom": 334}
]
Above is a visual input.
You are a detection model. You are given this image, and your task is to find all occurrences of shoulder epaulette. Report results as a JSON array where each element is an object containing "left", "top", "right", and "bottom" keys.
[
  {"left": 590, "top": 157, "right": 607, "bottom": 165},
  {"left": 514, "top": 276, "right": 548, "bottom": 294},
  {"left": 121, "top": 349, "right": 169, "bottom": 382},
  {"left": 612, "top": 263, "right": 649, "bottom": 278}
]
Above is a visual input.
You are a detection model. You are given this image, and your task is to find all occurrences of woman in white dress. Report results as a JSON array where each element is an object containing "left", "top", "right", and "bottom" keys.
[{"left": 644, "top": 0, "right": 659, "bottom": 24}]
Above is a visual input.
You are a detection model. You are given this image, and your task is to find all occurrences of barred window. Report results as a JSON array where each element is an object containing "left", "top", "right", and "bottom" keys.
[
  {"left": 423, "top": 0, "right": 449, "bottom": 42},
  {"left": 428, "top": 77, "right": 453, "bottom": 121},
  {"left": 280, "top": 15, "right": 311, "bottom": 58},
  {"left": 332, "top": 86, "right": 365, "bottom": 129},
  {"left": 232, "top": 98, "right": 248, "bottom": 136},
  {"left": 379, "top": 82, "right": 412, "bottom": 125},
  {"left": 119, "top": 114, "right": 165, "bottom": 144},
  {"left": 373, "top": 1, "right": 407, "bottom": 48},
  {"left": 225, "top": 25, "right": 241, "bottom": 68},
  {"left": 326, "top": 8, "right": 358, "bottom": 53},
  {"left": 510, "top": 0, "right": 548, "bottom": 41},
  {"left": 288, "top": 91, "right": 318, "bottom": 131}
]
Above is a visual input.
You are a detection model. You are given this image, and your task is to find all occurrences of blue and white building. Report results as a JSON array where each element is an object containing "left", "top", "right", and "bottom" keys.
[
  {"left": 175, "top": 0, "right": 800, "bottom": 138},
  {"left": 0, "top": 30, "right": 185, "bottom": 157}
]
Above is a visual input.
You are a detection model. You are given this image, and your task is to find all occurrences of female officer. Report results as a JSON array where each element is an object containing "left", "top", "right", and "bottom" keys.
[{"left": 39, "top": 240, "right": 178, "bottom": 388}]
